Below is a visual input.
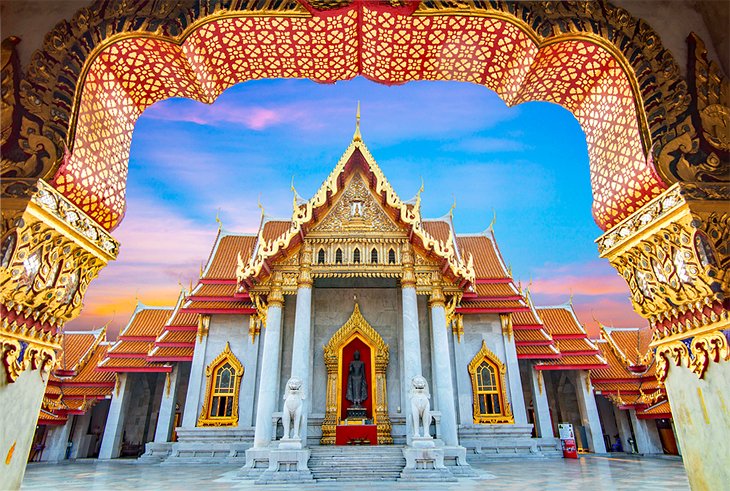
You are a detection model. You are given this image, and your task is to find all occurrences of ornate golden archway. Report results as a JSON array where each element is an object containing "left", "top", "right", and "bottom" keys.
[{"left": 321, "top": 303, "right": 392, "bottom": 445}]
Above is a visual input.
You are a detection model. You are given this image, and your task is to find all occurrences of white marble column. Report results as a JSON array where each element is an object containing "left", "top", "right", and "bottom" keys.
[
  {"left": 154, "top": 364, "right": 180, "bottom": 442},
  {"left": 99, "top": 373, "right": 132, "bottom": 459},
  {"left": 574, "top": 370, "right": 607, "bottom": 453},
  {"left": 529, "top": 365, "right": 554, "bottom": 438},
  {"left": 252, "top": 276, "right": 285, "bottom": 448},
  {"left": 400, "top": 244, "right": 422, "bottom": 440},
  {"left": 429, "top": 279, "right": 459, "bottom": 447},
  {"left": 181, "top": 316, "right": 210, "bottom": 428},
  {"left": 613, "top": 405, "right": 633, "bottom": 453},
  {"left": 500, "top": 314, "right": 528, "bottom": 425},
  {"left": 629, "top": 409, "right": 663, "bottom": 454},
  {"left": 69, "top": 411, "right": 92, "bottom": 459},
  {"left": 290, "top": 244, "right": 313, "bottom": 444},
  {"left": 43, "top": 419, "right": 73, "bottom": 462}
]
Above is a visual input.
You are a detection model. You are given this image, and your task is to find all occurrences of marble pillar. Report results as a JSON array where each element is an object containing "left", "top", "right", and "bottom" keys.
[
  {"left": 181, "top": 317, "right": 209, "bottom": 428},
  {"left": 428, "top": 282, "right": 459, "bottom": 447},
  {"left": 612, "top": 405, "right": 633, "bottom": 453},
  {"left": 628, "top": 410, "right": 663, "bottom": 455},
  {"left": 69, "top": 411, "right": 92, "bottom": 459},
  {"left": 500, "top": 314, "right": 528, "bottom": 425},
  {"left": 290, "top": 245, "right": 313, "bottom": 444},
  {"left": 154, "top": 364, "right": 180, "bottom": 443},
  {"left": 43, "top": 419, "right": 73, "bottom": 462},
  {"left": 99, "top": 373, "right": 132, "bottom": 459},
  {"left": 573, "top": 370, "right": 606, "bottom": 453},
  {"left": 529, "top": 365, "right": 554, "bottom": 438},
  {"left": 252, "top": 279, "right": 285, "bottom": 448},
  {"left": 401, "top": 244, "right": 422, "bottom": 440}
]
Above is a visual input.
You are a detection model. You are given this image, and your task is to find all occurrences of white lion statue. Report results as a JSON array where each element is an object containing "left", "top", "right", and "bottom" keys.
[
  {"left": 282, "top": 377, "right": 305, "bottom": 440},
  {"left": 409, "top": 375, "right": 432, "bottom": 439}
]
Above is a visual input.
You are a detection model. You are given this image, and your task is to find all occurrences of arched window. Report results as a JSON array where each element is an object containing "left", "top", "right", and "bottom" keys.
[
  {"left": 468, "top": 341, "right": 513, "bottom": 424},
  {"left": 318, "top": 248, "right": 326, "bottom": 264},
  {"left": 335, "top": 248, "right": 343, "bottom": 264},
  {"left": 198, "top": 342, "right": 244, "bottom": 426},
  {"left": 371, "top": 248, "right": 378, "bottom": 264},
  {"left": 353, "top": 248, "right": 360, "bottom": 264},
  {"left": 388, "top": 248, "right": 396, "bottom": 264}
]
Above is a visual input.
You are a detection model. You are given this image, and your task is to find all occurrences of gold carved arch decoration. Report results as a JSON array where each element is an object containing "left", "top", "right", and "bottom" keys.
[
  {"left": 468, "top": 340, "right": 513, "bottom": 424},
  {"left": 198, "top": 341, "right": 244, "bottom": 427},
  {"left": 321, "top": 303, "right": 392, "bottom": 445},
  {"left": 3, "top": 0, "right": 698, "bottom": 232}
]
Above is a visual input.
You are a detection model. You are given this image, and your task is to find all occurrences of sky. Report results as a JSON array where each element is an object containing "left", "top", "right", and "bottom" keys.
[{"left": 65, "top": 77, "right": 645, "bottom": 338}]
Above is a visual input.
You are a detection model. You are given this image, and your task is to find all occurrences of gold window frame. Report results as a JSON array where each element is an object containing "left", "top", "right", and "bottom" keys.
[
  {"left": 198, "top": 342, "right": 244, "bottom": 427},
  {"left": 468, "top": 340, "right": 514, "bottom": 424}
]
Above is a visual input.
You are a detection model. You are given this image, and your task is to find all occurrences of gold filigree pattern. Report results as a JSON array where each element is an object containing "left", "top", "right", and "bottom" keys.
[
  {"left": 321, "top": 303, "right": 392, "bottom": 445},
  {"left": 0, "top": 335, "right": 56, "bottom": 383},
  {"left": 655, "top": 332, "right": 730, "bottom": 382}
]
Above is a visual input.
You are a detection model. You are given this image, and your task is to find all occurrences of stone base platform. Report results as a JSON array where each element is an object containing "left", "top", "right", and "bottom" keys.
[
  {"left": 399, "top": 446, "right": 457, "bottom": 482},
  {"left": 459, "top": 425, "right": 560, "bottom": 460},
  {"left": 161, "top": 427, "right": 253, "bottom": 464},
  {"left": 255, "top": 448, "right": 314, "bottom": 484}
]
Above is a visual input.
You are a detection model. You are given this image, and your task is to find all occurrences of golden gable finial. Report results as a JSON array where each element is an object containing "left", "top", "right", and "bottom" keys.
[
  {"left": 449, "top": 194, "right": 456, "bottom": 218},
  {"left": 353, "top": 101, "right": 362, "bottom": 142}
]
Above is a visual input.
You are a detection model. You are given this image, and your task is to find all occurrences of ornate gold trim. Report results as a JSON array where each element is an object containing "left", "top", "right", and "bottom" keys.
[
  {"left": 0, "top": 334, "right": 56, "bottom": 383},
  {"left": 321, "top": 303, "right": 392, "bottom": 445},
  {"left": 656, "top": 330, "right": 729, "bottom": 382},
  {"left": 197, "top": 342, "right": 244, "bottom": 427},
  {"left": 468, "top": 340, "right": 513, "bottom": 424}
]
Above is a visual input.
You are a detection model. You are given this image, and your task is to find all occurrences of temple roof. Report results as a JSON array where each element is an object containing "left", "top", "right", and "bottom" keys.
[
  {"left": 455, "top": 232, "right": 510, "bottom": 280},
  {"left": 237, "top": 137, "right": 475, "bottom": 288}
]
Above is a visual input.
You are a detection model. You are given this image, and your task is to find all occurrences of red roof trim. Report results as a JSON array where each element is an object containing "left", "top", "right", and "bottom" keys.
[
  {"left": 551, "top": 334, "right": 589, "bottom": 340},
  {"left": 594, "top": 389, "right": 642, "bottom": 395},
  {"left": 535, "top": 364, "right": 609, "bottom": 371},
  {"left": 38, "top": 418, "right": 67, "bottom": 426},
  {"left": 199, "top": 279, "right": 238, "bottom": 285},
  {"left": 517, "top": 354, "right": 561, "bottom": 360},
  {"left": 166, "top": 325, "right": 198, "bottom": 331},
  {"left": 180, "top": 308, "right": 256, "bottom": 315},
  {"left": 97, "top": 366, "right": 172, "bottom": 373},
  {"left": 457, "top": 307, "right": 531, "bottom": 314},
  {"left": 147, "top": 355, "right": 193, "bottom": 362},
  {"left": 590, "top": 377, "right": 656, "bottom": 384},
  {"left": 515, "top": 340, "right": 554, "bottom": 347},
  {"left": 59, "top": 382, "right": 115, "bottom": 388},
  {"left": 187, "top": 295, "right": 238, "bottom": 302},
  {"left": 475, "top": 278, "right": 512, "bottom": 284},
  {"left": 513, "top": 324, "right": 544, "bottom": 330},
  {"left": 154, "top": 342, "right": 195, "bottom": 348},
  {"left": 558, "top": 350, "right": 601, "bottom": 356},
  {"left": 637, "top": 412, "right": 672, "bottom": 420},
  {"left": 107, "top": 353, "right": 148, "bottom": 359}
]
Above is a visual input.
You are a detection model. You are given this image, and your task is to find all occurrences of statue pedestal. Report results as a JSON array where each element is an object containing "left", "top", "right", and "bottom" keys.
[
  {"left": 399, "top": 446, "right": 456, "bottom": 482},
  {"left": 411, "top": 436, "right": 435, "bottom": 448},
  {"left": 346, "top": 406, "right": 368, "bottom": 419},
  {"left": 279, "top": 437, "right": 302, "bottom": 450},
  {"left": 255, "top": 447, "right": 313, "bottom": 484}
]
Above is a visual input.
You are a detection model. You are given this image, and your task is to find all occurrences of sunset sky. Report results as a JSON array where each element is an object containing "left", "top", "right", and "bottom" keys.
[{"left": 66, "top": 77, "right": 644, "bottom": 337}]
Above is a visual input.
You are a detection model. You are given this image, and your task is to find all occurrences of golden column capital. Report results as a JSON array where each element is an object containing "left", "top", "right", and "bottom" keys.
[
  {"left": 500, "top": 313, "right": 513, "bottom": 342},
  {"left": 268, "top": 272, "right": 285, "bottom": 308},
  {"left": 429, "top": 272, "right": 446, "bottom": 308},
  {"left": 298, "top": 242, "right": 313, "bottom": 288},
  {"left": 401, "top": 242, "right": 416, "bottom": 288}
]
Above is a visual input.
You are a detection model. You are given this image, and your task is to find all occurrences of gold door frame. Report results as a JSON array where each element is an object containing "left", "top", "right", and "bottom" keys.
[{"left": 321, "top": 303, "right": 393, "bottom": 445}]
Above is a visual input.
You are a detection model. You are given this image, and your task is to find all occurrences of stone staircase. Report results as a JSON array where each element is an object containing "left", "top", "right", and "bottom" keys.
[{"left": 308, "top": 445, "right": 406, "bottom": 481}]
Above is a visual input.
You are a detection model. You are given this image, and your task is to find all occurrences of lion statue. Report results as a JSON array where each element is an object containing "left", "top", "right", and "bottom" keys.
[
  {"left": 409, "top": 375, "right": 432, "bottom": 439},
  {"left": 282, "top": 377, "right": 305, "bottom": 440}
]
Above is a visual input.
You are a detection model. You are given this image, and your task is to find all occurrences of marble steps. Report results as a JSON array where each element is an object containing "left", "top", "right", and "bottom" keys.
[{"left": 308, "top": 446, "right": 406, "bottom": 481}]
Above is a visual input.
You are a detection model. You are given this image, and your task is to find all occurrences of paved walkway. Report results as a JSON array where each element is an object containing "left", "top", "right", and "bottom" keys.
[{"left": 21, "top": 455, "right": 689, "bottom": 491}]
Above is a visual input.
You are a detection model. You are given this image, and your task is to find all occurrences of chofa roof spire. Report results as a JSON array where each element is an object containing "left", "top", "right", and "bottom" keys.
[{"left": 353, "top": 101, "right": 362, "bottom": 142}]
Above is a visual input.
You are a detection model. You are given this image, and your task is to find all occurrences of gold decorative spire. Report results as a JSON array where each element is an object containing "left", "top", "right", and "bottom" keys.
[
  {"left": 215, "top": 208, "right": 222, "bottom": 230},
  {"left": 353, "top": 101, "right": 362, "bottom": 142},
  {"left": 448, "top": 194, "right": 457, "bottom": 218}
]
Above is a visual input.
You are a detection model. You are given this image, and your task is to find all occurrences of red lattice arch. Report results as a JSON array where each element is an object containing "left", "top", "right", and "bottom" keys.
[{"left": 38, "top": 2, "right": 680, "bottom": 231}]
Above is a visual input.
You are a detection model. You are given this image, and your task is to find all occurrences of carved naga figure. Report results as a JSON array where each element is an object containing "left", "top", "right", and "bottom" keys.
[
  {"left": 282, "top": 377, "right": 305, "bottom": 440},
  {"left": 409, "top": 375, "right": 432, "bottom": 439}
]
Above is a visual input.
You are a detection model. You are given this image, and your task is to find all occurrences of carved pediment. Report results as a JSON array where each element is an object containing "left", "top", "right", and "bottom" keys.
[{"left": 310, "top": 173, "right": 403, "bottom": 235}]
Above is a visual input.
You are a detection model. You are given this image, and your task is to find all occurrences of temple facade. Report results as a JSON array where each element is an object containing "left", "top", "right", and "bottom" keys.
[{"left": 30, "top": 133, "right": 678, "bottom": 480}]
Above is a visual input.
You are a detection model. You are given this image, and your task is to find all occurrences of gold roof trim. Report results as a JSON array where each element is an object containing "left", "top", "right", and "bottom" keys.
[{"left": 236, "top": 138, "right": 475, "bottom": 286}]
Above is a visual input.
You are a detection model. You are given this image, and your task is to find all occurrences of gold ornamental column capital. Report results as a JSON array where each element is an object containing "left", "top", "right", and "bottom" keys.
[
  {"left": 499, "top": 313, "right": 513, "bottom": 342},
  {"left": 401, "top": 242, "right": 416, "bottom": 288},
  {"left": 429, "top": 272, "right": 446, "bottom": 308},
  {"left": 298, "top": 242, "right": 313, "bottom": 289},
  {"left": 268, "top": 271, "right": 285, "bottom": 308}
]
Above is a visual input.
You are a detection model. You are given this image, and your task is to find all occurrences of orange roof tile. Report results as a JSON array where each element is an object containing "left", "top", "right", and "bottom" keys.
[
  {"left": 460, "top": 299, "right": 526, "bottom": 310},
  {"left": 73, "top": 344, "right": 115, "bottom": 385},
  {"left": 261, "top": 219, "right": 292, "bottom": 243},
  {"left": 640, "top": 400, "right": 672, "bottom": 416},
  {"left": 58, "top": 331, "right": 97, "bottom": 371},
  {"left": 119, "top": 306, "right": 172, "bottom": 339},
  {"left": 512, "top": 308, "right": 543, "bottom": 327},
  {"left": 192, "top": 283, "right": 238, "bottom": 298},
  {"left": 422, "top": 220, "right": 451, "bottom": 243},
  {"left": 516, "top": 345, "right": 560, "bottom": 357},
  {"left": 555, "top": 338, "right": 599, "bottom": 353},
  {"left": 183, "top": 300, "right": 254, "bottom": 311},
  {"left": 98, "top": 356, "right": 171, "bottom": 372},
  {"left": 108, "top": 340, "right": 154, "bottom": 356},
  {"left": 203, "top": 233, "right": 257, "bottom": 280},
  {"left": 548, "top": 354, "right": 607, "bottom": 366},
  {"left": 601, "top": 326, "right": 653, "bottom": 367},
  {"left": 456, "top": 234, "right": 509, "bottom": 279},
  {"left": 537, "top": 305, "right": 588, "bottom": 337},
  {"left": 514, "top": 329, "right": 553, "bottom": 343},
  {"left": 157, "top": 330, "right": 196, "bottom": 344},
  {"left": 473, "top": 282, "right": 520, "bottom": 297},
  {"left": 61, "top": 386, "right": 113, "bottom": 397},
  {"left": 148, "top": 346, "right": 194, "bottom": 360}
]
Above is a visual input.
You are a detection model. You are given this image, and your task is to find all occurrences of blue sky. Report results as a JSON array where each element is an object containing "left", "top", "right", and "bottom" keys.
[{"left": 67, "top": 77, "right": 643, "bottom": 336}]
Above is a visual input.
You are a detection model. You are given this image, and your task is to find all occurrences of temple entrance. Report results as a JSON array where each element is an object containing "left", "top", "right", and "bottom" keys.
[{"left": 321, "top": 304, "right": 392, "bottom": 445}]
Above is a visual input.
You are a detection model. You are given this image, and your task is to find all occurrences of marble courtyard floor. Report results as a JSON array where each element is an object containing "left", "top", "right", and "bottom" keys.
[{"left": 21, "top": 455, "right": 689, "bottom": 491}]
